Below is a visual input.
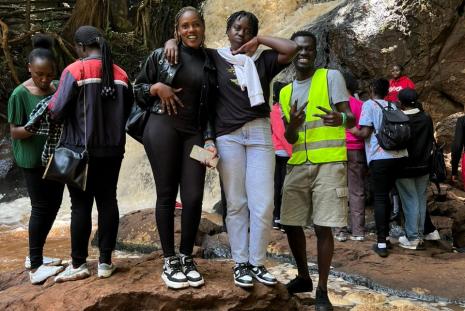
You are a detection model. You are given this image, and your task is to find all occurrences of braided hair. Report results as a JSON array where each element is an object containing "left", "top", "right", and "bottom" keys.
[
  {"left": 174, "top": 6, "right": 205, "bottom": 44},
  {"left": 226, "top": 11, "right": 259, "bottom": 36},
  {"left": 29, "top": 34, "right": 56, "bottom": 64},
  {"left": 74, "top": 26, "right": 115, "bottom": 99}
]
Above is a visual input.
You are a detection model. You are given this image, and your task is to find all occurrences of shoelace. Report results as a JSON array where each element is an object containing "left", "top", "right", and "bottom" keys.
[
  {"left": 167, "top": 258, "right": 183, "bottom": 273},
  {"left": 182, "top": 256, "right": 197, "bottom": 274},
  {"left": 235, "top": 264, "right": 249, "bottom": 278}
]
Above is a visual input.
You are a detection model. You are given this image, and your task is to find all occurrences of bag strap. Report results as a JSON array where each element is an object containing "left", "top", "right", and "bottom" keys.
[
  {"left": 83, "top": 66, "right": 87, "bottom": 153},
  {"left": 81, "top": 60, "right": 88, "bottom": 153},
  {"left": 372, "top": 99, "right": 385, "bottom": 111}
]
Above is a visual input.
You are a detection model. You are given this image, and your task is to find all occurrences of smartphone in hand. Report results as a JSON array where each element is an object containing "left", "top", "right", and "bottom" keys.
[{"left": 190, "top": 145, "right": 219, "bottom": 168}]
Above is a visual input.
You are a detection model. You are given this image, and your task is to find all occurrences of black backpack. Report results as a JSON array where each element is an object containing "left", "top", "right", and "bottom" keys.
[
  {"left": 374, "top": 100, "right": 411, "bottom": 150},
  {"left": 430, "top": 140, "right": 447, "bottom": 184}
]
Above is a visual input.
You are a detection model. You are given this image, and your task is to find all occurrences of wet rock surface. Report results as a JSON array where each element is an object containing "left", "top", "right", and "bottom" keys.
[{"left": 0, "top": 255, "right": 301, "bottom": 311}]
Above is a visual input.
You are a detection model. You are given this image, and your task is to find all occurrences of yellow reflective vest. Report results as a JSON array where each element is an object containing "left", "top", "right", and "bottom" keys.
[{"left": 279, "top": 68, "right": 347, "bottom": 165}]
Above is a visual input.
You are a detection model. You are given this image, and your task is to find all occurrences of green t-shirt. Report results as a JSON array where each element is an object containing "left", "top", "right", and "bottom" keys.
[{"left": 7, "top": 84, "right": 56, "bottom": 168}]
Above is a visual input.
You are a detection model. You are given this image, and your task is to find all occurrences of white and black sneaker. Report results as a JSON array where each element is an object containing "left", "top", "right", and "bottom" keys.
[
  {"left": 180, "top": 255, "right": 204, "bottom": 287},
  {"left": 249, "top": 265, "right": 278, "bottom": 285},
  {"left": 161, "top": 256, "right": 189, "bottom": 289},
  {"left": 233, "top": 263, "right": 253, "bottom": 288}
]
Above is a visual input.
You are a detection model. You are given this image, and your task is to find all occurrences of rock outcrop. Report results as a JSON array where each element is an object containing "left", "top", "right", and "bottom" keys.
[
  {"left": 0, "top": 255, "right": 300, "bottom": 311},
  {"left": 92, "top": 208, "right": 225, "bottom": 254},
  {"left": 280, "top": 0, "right": 465, "bottom": 132},
  {"left": 430, "top": 188, "right": 465, "bottom": 248}
]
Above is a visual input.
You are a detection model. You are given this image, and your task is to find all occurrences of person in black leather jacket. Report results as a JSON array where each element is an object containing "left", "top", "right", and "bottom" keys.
[{"left": 133, "top": 6, "right": 217, "bottom": 290}]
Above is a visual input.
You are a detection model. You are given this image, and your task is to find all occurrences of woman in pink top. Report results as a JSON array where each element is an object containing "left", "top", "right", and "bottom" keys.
[
  {"left": 270, "top": 81, "right": 292, "bottom": 230},
  {"left": 335, "top": 74, "right": 367, "bottom": 241}
]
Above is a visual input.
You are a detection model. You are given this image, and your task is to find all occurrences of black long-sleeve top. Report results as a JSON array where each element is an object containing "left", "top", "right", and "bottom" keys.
[{"left": 451, "top": 116, "right": 465, "bottom": 175}]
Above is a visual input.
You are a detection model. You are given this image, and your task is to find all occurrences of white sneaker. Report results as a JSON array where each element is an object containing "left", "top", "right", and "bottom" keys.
[
  {"left": 249, "top": 265, "right": 278, "bottom": 285},
  {"left": 25, "top": 256, "right": 62, "bottom": 269},
  {"left": 161, "top": 256, "right": 189, "bottom": 289},
  {"left": 233, "top": 263, "right": 253, "bottom": 288},
  {"left": 350, "top": 235, "right": 365, "bottom": 241},
  {"left": 180, "top": 255, "right": 204, "bottom": 287},
  {"left": 425, "top": 230, "right": 441, "bottom": 241},
  {"left": 29, "top": 265, "right": 65, "bottom": 285},
  {"left": 54, "top": 263, "right": 90, "bottom": 283},
  {"left": 398, "top": 236, "right": 420, "bottom": 250},
  {"left": 98, "top": 263, "right": 116, "bottom": 278},
  {"left": 334, "top": 231, "right": 348, "bottom": 242}
]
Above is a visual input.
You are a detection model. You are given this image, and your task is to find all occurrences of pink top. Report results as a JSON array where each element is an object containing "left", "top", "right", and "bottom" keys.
[
  {"left": 270, "top": 104, "right": 293, "bottom": 156},
  {"left": 346, "top": 96, "right": 365, "bottom": 150}
]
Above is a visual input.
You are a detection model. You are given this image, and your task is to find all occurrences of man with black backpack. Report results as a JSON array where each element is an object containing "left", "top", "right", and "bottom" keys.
[{"left": 350, "top": 78, "right": 408, "bottom": 257}]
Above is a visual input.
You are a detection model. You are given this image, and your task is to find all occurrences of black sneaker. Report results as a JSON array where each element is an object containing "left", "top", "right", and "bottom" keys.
[
  {"left": 372, "top": 244, "right": 389, "bottom": 258},
  {"left": 233, "top": 263, "right": 253, "bottom": 288},
  {"left": 286, "top": 275, "right": 313, "bottom": 294},
  {"left": 249, "top": 265, "right": 277, "bottom": 285},
  {"left": 180, "top": 255, "right": 204, "bottom": 287},
  {"left": 161, "top": 256, "right": 189, "bottom": 289},
  {"left": 315, "top": 287, "right": 333, "bottom": 311}
]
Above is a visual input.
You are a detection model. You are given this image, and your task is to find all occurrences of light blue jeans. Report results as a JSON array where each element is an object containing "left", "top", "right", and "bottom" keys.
[
  {"left": 217, "top": 118, "right": 275, "bottom": 266},
  {"left": 395, "top": 174, "right": 429, "bottom": 240}
]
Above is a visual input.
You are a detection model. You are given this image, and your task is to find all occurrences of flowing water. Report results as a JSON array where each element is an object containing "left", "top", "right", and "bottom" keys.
[{"left": 1, "top": 1, "right": 464, "bottom": 309}]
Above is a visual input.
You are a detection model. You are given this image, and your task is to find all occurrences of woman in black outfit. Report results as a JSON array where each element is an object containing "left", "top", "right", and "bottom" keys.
[
  {"left": 134, "top": 7, "right": 217, "bottom": 289},
  {"left": 50, "top": 26, "right": 133, "bottom": 282}
]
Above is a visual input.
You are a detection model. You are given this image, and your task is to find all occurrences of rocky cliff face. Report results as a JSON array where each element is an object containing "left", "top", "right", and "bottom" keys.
[{"left": 287, "top": 0, "right": 465, "bottom": 124}]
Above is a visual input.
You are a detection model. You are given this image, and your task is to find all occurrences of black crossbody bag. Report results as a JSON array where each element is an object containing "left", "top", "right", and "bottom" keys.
[{"left": 43, "top": 62, "right": 89, "bottom": 191}]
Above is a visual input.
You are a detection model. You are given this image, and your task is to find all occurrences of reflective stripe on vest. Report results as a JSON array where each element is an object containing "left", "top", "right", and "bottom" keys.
[{"left": 279, "top": 68, "right": 347, "bottom": 164}]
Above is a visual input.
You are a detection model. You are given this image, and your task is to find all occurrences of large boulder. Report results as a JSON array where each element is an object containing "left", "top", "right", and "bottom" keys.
[
  {"left": 92, "top": 209, "right": 224, "bottom": 253},
  {"left": 434, "top": 112, "right": 464, "bottom": 152},
  {"left": 430, "top": 188, "right": 465, "bottom": 248},
  {"left": 277, "top": 0, "right": 465, "bottom": 136},
  {"left": 0, "top": 256, "right": 301, "bottom": 311}
]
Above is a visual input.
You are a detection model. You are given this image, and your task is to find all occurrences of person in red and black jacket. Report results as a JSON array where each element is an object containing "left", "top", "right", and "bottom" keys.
[
  {"left": 385, "top": 64, "right": 415, "bottom": 103},
  {"left": 49, "top": 26, "right": 133, "bottom": 282}
]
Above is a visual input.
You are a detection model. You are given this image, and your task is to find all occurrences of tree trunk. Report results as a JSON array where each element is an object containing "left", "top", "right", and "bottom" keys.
[{"left": 61, "top": 0, "right": 107, "bottom": 41}]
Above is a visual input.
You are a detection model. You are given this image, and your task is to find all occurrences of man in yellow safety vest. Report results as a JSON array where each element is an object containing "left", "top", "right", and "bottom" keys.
[{"left": 279, "top": 31, "right": 355, "bottom": 311}]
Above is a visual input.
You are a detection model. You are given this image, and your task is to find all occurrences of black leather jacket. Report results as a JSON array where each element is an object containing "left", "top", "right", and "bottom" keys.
[{"left": 133, "top": 46, "right": 216, "bottom": 140}]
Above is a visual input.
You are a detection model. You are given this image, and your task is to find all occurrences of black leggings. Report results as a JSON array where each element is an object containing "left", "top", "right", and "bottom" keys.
[
  {"left": 369, "top": 158, "right": 406, "bottom": 243},
  {"left": 23, "top": 167, "right": 64, "bottom": 269},
  {"left": 274, "top": 155, "right": 289, "bottom": 220},
  {"left": 68, "top": 156, "right": 122, "bottom": 267},
  {"left": 143, "top": 114, "right": 206, "bottom": 257}
]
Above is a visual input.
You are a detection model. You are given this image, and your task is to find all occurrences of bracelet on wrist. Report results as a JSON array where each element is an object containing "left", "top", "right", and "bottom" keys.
[{"left": 341, "top": 112, "right": 347, "bottom": 127}]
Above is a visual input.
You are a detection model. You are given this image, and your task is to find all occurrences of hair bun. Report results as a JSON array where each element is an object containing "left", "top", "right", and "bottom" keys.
[{"left": 32, "top": 34, "right": 54, "bottom": 50}]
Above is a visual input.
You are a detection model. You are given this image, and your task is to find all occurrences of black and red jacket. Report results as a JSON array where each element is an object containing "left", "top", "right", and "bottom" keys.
[{"left": 49, "top": 56, "right": 133, "bottom": 157}]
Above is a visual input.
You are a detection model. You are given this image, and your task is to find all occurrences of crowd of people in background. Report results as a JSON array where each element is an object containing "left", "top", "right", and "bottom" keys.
[{"left": 7, "top": 6, "right": 459, "bottom": 311}]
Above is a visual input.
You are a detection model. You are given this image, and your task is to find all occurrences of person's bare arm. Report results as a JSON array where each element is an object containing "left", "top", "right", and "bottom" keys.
[
  {"left": 312, "top": 102, "right": 355, "bottom": 128},
  {"left": 232, "top": 36, "right": 298, "bottom": 64},
  {"left": 10, "top": 124, "right": 32, "bottom": 139},
  {"left": 284, "top": 100, "right": 306, "bottom": 144},
  {"left": 349, "top": 126, "right": 373, "bottom": 139}
]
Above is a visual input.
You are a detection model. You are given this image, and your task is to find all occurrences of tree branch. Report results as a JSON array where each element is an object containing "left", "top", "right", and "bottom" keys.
[{"left": 0, "top": 19, "right": 20, "bottom": 85}]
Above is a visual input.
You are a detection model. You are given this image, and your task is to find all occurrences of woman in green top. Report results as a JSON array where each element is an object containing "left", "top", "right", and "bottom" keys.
[{"left": 7, "top": 35, "right": 65, "bottom": 284}]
